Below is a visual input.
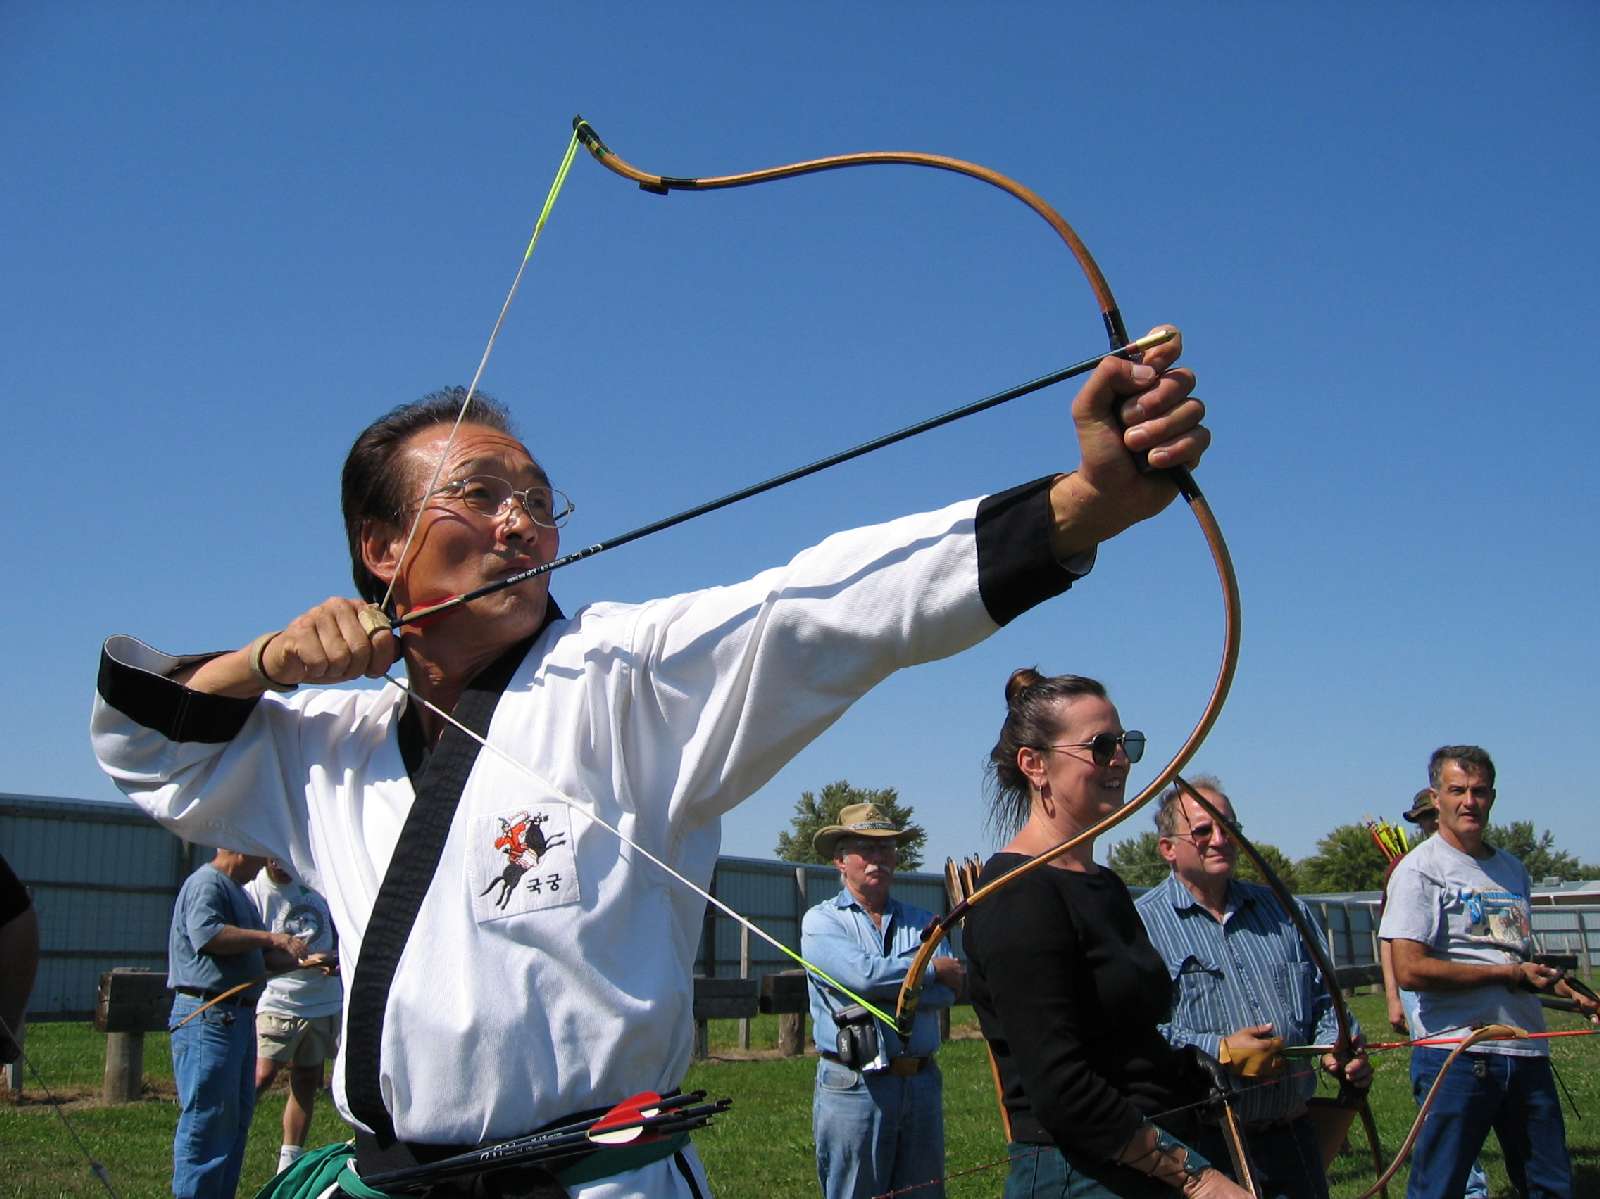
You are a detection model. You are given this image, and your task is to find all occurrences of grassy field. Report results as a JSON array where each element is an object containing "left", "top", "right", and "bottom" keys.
[{"left": 4, "top": 991, "right": 1598, "bottom": 1198}]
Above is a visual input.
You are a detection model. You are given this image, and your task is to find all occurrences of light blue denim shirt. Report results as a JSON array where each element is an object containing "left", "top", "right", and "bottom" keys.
[
  {"left": 1134, "top": 872, "right": 1355, "bottom": 1123},
  {"left": 801, "top": 889, "right": 955, "bottom": 1069}
]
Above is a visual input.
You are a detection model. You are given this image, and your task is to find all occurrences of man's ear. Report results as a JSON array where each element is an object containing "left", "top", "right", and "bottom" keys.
[
  {"left": 1156, "top": 837, "right": 1179, "bottom": 867},
  {"left": 360, "top": 519, "right": 404, "bottom": 591}
]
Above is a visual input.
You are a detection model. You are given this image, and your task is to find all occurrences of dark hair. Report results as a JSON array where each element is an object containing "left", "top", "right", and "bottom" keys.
[
  {"left": 985, "top": 667, "right": 1108, "bottom": 838},
  {"left": 1428, "top": 745, "right": 1496, "bottom": 789},
  {"left": 340, "top": 387, "right": 520, "bottom": 603},
  {"left": 1154, "top": 773, "right": 1226, "bottom": 838}
]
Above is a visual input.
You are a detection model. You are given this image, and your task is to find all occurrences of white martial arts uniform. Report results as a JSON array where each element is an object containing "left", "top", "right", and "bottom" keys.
[{"left": 92, "top": 486, "right": 1082, "bottom": 1197}]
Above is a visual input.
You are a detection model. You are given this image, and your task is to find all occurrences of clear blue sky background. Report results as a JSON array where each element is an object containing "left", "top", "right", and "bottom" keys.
[{"left": 4, "top": 5, "right": 1596, "bottom": 874}]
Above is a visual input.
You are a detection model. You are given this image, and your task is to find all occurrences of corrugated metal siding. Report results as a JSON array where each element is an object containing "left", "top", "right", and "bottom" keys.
[
  {"left": 8, "top": 794, "right": 1591, "bottom": 1016},
  {"left": 2, "top": 794, "right": 202, "bottom": 1018}
]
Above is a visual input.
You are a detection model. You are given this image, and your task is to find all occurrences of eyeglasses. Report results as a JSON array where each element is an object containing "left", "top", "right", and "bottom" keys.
[
  {"left": 1043, "top": 730, "right": 1146, "bottom": 766},
  {"left": 420, "top": 475, "right": 575, "bottom": 528},
  {"left": 1173, "top": 819, "right": 1241, "bottom": 845}
]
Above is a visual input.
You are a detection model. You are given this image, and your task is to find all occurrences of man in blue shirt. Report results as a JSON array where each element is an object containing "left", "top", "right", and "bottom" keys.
[
  {"left": 801, "top": 803, "right": 964, "bottom": 1199},
  {"left": 167, "top": 849, "right": 329, "bottom": 1199},
  {"left": 1135, "top": 777, "right": 1370, "bottom": 1199}
]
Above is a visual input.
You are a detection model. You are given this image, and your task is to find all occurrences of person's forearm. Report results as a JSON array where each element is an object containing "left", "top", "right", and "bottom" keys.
[
  {"left": 202, "top": 925, "right": 278, "bottom": 955},
  {"left": 1380, "top": 940, "right": 1401, "bottom": 1001},
  {"left": 1391, "top": 943, "right": 1516, "bottom": 992}
]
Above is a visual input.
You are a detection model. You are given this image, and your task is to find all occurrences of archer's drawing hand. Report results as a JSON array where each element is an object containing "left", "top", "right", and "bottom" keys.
[
  {"left": 261, "top": 598, "right": 401, "bottom": 687},
  {"left": 1049, "top": 326, "right": 1207, "bottom": 556},
  {"left": 1219, "top": 1023, "right": 1284, "bottom": 1077},
  {"left": 174, "top": 596, "right": 399, "bottom": 697},
  {"left": 1511, "top": 961, "right": 1563, "bottom": 994}
]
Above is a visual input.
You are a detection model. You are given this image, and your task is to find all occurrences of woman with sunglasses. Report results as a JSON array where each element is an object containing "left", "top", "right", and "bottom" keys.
[{"left": 963, "top": 668, "right": 1248, "bottom": 1199}]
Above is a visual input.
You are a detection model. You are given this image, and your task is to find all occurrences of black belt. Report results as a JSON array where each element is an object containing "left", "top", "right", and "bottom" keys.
[{"left": 174, "top": 985, "right": 255, "bottom": 1008}]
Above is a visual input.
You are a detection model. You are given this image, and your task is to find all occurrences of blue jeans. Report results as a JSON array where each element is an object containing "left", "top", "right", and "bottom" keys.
[
  {"left": 813, "top": 1058, "right": 944, "bottom": 1199},
  {"left": 1407, "top": 1047, "right": 1571, "bottom": 1199},
  {"left": 1400, "top": 992, "right": 1488, "bottom": 1199},
  {"left": 1002, "top": 1132, "right": 1211, "bottom": 1199},
  {"left": 169, "top": 995, "right": 259, "bottom": 1199}
]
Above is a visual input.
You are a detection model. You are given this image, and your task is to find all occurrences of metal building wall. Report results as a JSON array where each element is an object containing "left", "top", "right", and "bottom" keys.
[
  {"left": 10, "top": 792, "right": 1591, "bottom": 1018},
  {"left": 2, "top": 793, "right": 202, "bottom": 1019},
  {"left": 695, "top": 856, "right": 953, "bottom": 982}
]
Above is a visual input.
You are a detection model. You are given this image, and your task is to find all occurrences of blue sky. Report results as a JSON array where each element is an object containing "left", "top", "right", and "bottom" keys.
[{"left": 4, "top": 4, "right": 1597, "bottom": 874}]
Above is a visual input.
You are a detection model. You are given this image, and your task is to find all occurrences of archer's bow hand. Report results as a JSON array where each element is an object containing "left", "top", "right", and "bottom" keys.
[
  {"left": 1048, "top": 325, "right": 1207, "bottom": 557},
  {"left": 1551, "top": 971, "right": 1600, "bottom": 1023},
  {"left": 1322, "top": 1045, "right": 1374, "bottom": 1090}
]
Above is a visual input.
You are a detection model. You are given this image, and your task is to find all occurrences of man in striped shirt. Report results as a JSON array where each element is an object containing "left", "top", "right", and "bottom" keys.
[{"left": 1135, "top": 776, "right": 1371, "bottom": 1199}]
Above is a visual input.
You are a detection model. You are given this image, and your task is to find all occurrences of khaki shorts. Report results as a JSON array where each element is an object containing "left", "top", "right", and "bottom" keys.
[{"left": 256, "top": 1012, "right": 340, "bottom": 1067}]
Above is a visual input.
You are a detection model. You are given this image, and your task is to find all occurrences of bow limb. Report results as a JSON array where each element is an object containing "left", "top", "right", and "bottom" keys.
[
  {"left": 1350, "top": 1024, "right": 1521, "bottom": 1199},
  {"left": 568, "top": 119, "right": 1240, "bottom": 1033},
  {"left": 1173, "top": 777, "right": 1389, "bottom": 1198},
  {"left": 171, "top": 977, "right": 264, "bottom": 1030}
]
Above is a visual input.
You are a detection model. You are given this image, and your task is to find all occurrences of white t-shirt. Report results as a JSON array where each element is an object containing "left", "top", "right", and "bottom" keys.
[
  {"left": 1379, "top": 834, "right": 1546, "bottom": 1056},
  {"left": 245, "top": 871, "right": 343, "bottom": 1018}
]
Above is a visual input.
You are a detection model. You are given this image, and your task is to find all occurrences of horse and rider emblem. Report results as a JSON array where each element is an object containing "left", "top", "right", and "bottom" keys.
[{"left": 469, "top": 804, "right": 579, "bottom": 922}]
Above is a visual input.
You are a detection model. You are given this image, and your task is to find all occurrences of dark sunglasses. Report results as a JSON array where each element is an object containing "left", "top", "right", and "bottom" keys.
[
  {"left": 1174, "top": 819, "right": 1241, "bottom": 845},
  {"left": 1043, "top": 730, "right": 1146, "bottom": 767}
]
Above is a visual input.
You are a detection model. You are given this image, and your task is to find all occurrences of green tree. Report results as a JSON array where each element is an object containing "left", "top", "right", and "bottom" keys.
[
  {"left": 1108, "top": 832, "right": 1168, "bottom": 887},
  {"left": 1297, "top": 823, "right": 1388, "bottom": 894},
  {"left": 1483, "top": 820, "right": 1589, "bottom": 882},
  {"left": 1235, "top": 842, "right": 1302, "bottom": 893},
  {"left": 774, "top": 780, "right": 926, "bottom": 871}
]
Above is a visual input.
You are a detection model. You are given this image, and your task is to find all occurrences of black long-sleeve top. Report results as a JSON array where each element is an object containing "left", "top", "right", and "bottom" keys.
[{"left": 964, "top": 855, "right": 1208, "bottom": 1179}]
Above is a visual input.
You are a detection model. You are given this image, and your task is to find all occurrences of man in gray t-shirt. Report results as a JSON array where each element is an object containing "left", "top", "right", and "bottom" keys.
[{"left": 1379, "top": 745, "right": 1597, "bottom": 1199}]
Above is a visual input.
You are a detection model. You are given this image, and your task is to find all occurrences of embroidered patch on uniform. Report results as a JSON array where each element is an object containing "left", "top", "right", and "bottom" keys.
[{"left": 469, "top": 804, "right": 580, "bottom": 922}]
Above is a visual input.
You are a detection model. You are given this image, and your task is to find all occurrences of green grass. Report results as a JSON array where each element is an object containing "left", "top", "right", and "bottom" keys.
[{"left": 5, "top": 992, "right": 1599, "bottom": 1198}]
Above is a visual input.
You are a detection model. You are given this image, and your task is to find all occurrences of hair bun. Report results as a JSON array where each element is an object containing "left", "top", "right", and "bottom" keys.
[{"left": 1004, "top": 666, "right": 1044, "bottom": 705}]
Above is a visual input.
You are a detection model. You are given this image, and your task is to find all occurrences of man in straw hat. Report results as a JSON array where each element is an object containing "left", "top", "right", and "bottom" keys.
[{"left": 802, "top": 803, "right": 964, "bottom": 1199}]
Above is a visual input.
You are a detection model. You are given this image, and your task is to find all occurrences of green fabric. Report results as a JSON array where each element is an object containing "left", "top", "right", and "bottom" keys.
[
  {"left": 252, "top": 1141, "right": 390, "bottom": 1199},
  {"left": 251, "top": 1131, "right": 690, "bottom": 1197}
]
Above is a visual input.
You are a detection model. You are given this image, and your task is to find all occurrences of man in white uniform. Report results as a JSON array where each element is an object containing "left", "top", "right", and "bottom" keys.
[{"left": 92, "top": 329, "right": 1207, "bottom": 1198}]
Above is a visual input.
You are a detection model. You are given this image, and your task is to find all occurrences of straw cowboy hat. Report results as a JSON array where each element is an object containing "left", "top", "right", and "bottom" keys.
[
  {"left": 812, "top": 803, "right": 916, "bottom": 860},
  {"left": 1402, "top": 788, "right": 1438, "bottom": 824}
]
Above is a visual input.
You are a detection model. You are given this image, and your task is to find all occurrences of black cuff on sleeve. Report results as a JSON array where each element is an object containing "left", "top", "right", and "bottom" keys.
[
  {"left": 976, "top": 475, "right": 1079, "bottom": 627},
  {"left": 97, "top": 643, "right": 260, "bottom": 744}
]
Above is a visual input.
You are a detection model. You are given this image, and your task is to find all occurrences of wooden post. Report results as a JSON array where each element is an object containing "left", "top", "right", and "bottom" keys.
[
  {"left": 95, "top": 969, "right": 172, "bottom": 1104},
  {"left": 692, "top": 977, "right": 759, "bottom": 1061},
  {"left": 2, "top": 1022, "right": 22, "bottom": 1097},
  {"left": 761, "top": 971, "right": 808, "bottom": 1058},
  {"left": 738, "top": 925, "right": 751, "bottom": 1051},
  {"left": 103, "top": 1031, "right": 145, "bottom": 1104}
]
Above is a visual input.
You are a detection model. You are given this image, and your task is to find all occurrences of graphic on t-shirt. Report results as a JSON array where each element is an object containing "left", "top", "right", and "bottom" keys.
[
  {"left": 1456, "top": 886, "right": 1532, "bottom": 956},
  {"left": 470, "top": 804, "right": 579, "bottom": 921},
  {"left": 279, "top": 900, "right": 329, "bottom": 951}
]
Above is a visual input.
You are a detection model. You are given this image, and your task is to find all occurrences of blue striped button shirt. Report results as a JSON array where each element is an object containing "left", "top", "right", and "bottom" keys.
[{"left": 1134, "top": 872, "right": 1353, "bottom": 1123}]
